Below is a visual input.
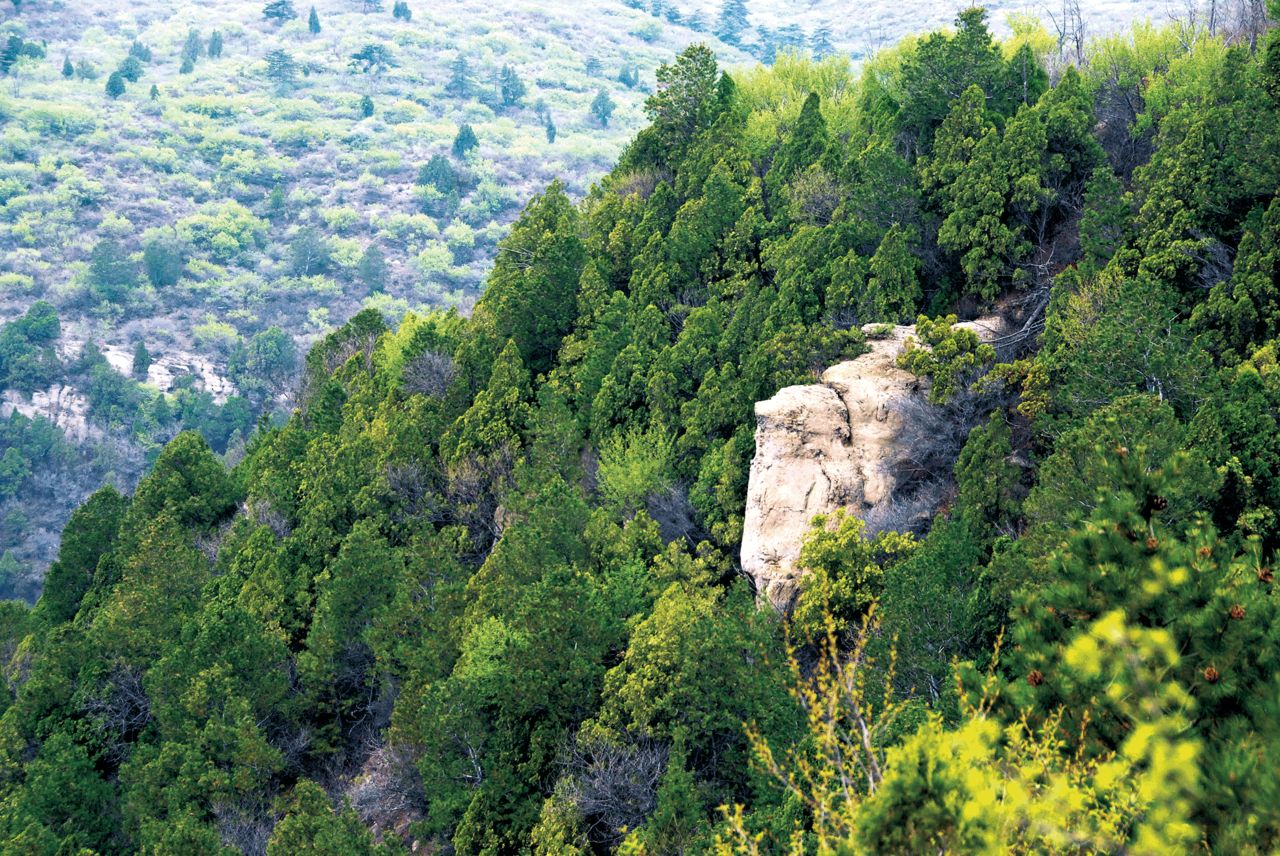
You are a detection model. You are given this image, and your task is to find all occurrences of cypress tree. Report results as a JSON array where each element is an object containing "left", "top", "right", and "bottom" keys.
[
  {"left": 61, "top": 54, "right": 73, "bottom": 78},
  {"left": 105, "top": 70, "right": 125, "bottom": 99},
  {"left": 452, "top": 123, "right": 478, "bottom": 157},
  {"left": 308, "top": 5, "right": 321, "bottom": 33}
]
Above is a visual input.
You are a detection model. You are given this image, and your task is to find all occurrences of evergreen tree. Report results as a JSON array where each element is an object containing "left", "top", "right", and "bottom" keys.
[
  {"left": 473, "top": 181, "right": 584, "bottom": 374},
  {"left": 308, "top": 5, "right": 321, "bottom": 33},
  {"left": 349, "top": 43, "right": 396, "bottom": 77},
  {"left": 61, "top": 54, "right": 73, "bottom": 78},
  {"left": 810, "top": 25, "right": 834, "bottom": 58},
  {"left": 357, "top": 244, "right": 389, "bottom": 293},
  {"left": 265, "top": 49, "right": 297, "bottom": 89},
  {"left": 865, "top": 223, "right": 922, "bottom": 322},
  {"left": 452, "top": 123, "right": 478, "bottom": 157},
  {"left": 208, "top": 30, "right": 223, "bottom": 58},
  {"left": 142, "top": 233, "right": 184, "bottom": 287},
  {"left": 86, "top": 238, "right": 138, "bottom": 302},
  {"left": 715, "top": 0, "right": 749, "bottom": 45},
  {"left": 181, "top": 29, "right": 203, "bottom": 65},
  {"left": 131, "top": 341, "right": 151, "bottom": 379},
  {"left": 498, "top": 64, "right": 526, "bottom": 106},
  {"left": 416, "top": 153, "right": 458, "bottom": 195},
  {"left": 590, "top": 88, "right": 615, "bottom": 126},
  {"left": 148, "top": 83, "right": 159, "bottom": 99},
  {"left": 117, "top": 55, "right": 144, "bottom": 82},
  {"left": 767, "top": 90, "right": 829, "bottom": 187},
  {"left": 359, "top": 94, "right": 374, "bottom": 117},
  {"left": 445, "top": 54, "right": 471, "bottom": 96},
  {"left": 263, "top": 0, "right": 297, "bottom": 23}
]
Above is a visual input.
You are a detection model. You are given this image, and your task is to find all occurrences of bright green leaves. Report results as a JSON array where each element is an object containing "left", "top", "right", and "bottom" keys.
[
  {"left": 898, "top": 314, "right": 996, "bottom": 405},
  {"left": 791, "top": 510, "right": 917, "bottom": 641},
  {"left": 127, "top": 431, "right": 240, "bottom": 535},
  {"left": 441, "top": 338, "right": 531, "bottom": 469},
  {"left": 268, "top": 780, "right": 393, "bottom": 855}
]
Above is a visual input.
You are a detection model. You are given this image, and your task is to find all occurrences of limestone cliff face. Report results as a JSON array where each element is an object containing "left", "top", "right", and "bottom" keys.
[{"left": 741, "top": 319, "right": 1002, "bottom": 613}]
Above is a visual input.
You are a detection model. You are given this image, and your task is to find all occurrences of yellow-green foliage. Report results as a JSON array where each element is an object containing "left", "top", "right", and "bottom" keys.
[
  {"left": 898, "top": 314, "right": 996, "bottom": 405},
  {"left": 791, "top": 510, "right": 917, "bottom": 640}
]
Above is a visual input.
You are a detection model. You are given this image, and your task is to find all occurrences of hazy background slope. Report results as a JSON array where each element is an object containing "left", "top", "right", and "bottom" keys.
[{"left": 0, "top": 0, "right": 1159, "bottom": 592}]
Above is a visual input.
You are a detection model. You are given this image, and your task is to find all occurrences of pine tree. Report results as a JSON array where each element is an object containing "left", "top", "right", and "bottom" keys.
[
  {"left": 545, "top": 116, "right": 557, "bottom": 143},
  {"left": 767, "top": 90, "right": 828, "bottom": 187},
  {"left": 715, "top": 0, "right": 749, "bottom": 45},
  {"left": 452, "top": 123, "right": 478, "bottom": 157},
  {"left": 590, "top": 88, "right": 615, "bottom": 126},
  {"left": 810, "top": 25, "right": 834, "bottom": 58},
  {"left": 308, "top": 5, "right": 321, "bottom": 33},
  {"left": 208, "top": 31, "right": 223, "bottom": 58},
  {"left": 263, "top": 0, "right": 297, "bottom": 22},
  {"left": 131, "top": 341, "right": 152, "bottom": 379},
  {"left": 356, "top": 245, "right": 389, "bottom": 293},
  {"left": 359, "top": 94, "right": 374, "bottom": 117},
  {"left": 992, "top": 447, "right": 1280, "bottom": 847},
  {"left": 445, "top": 54, "right": 470, "bottom": 96},
  {"left": 105, "top": 70, "right": 125, "bottom": 99},
  {"left": 148, "top": 82, "right": 159, "bottom": 99},
  {"left": 865, "top": 223, "right": 921, "bottom": 322},
  {"left": 61, "top": 54, "right": 73, "bottom": 78},
  {"left": 179, "top": 56, "right": 194, "bottom": 75},
  {"left": 442, "top": 338, "right": 533, "bottom": 466},
  {"left": 181, "top": 29, "right": 203, "bottom": 65},
  {"left": 117, "top": 56, "right": 144, "bottom": 82},
  {"left": 498, "top": 64, "right": 526, "bottom": 106},
  {"left": 264, "top": 49, "right": 297, "bottom": 89}
]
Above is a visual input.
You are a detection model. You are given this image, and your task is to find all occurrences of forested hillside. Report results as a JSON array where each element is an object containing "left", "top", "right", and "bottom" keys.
[
  {"left": 2, "top": 3, "right": 1280, "bottom": 854},
  {"left": 0, "top": 0, "right": 755, "bottom": 592}
]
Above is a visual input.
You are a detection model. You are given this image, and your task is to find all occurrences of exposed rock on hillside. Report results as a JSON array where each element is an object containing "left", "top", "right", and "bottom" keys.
[{"left": 741, "top": 318, "right": 1003, "bottom": 612}]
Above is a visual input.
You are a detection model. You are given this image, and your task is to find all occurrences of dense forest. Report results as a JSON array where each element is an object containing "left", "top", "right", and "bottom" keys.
[
  {"left": 0, "top": 0, "right": 757, "bottom": 590},
  {"left": 2, "top": 2, "right": 1280, "bottom": 853}
]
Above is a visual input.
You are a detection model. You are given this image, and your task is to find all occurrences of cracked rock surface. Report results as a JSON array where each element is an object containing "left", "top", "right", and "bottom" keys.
[{"left": 741, "top": 317, "right": 1002, "bottom": 613}]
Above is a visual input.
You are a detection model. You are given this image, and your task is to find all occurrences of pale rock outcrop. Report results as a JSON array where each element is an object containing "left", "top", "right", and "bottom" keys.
[
  {"left": 741, "top": 319, "right": 1002, "bottom": 613},
  {"left": 1, "top": 384, "right": 101, "bottom": 443}
]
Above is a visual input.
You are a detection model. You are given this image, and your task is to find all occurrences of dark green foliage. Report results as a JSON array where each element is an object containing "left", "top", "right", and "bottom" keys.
[
  {"left": 86, "top": 238, "right": 138, "bottom": 304},
  {"left": 104, "top": 70, "right": 125, "bottom": 99},
  {"left": 452, "top": 122, "right": 478, "bottom": 157},
  {"left": 350, "top": 43, "right": 396, "bottom": 76},
  {"left": 473, "top": 181, "right": 584, "bottom": 374},
  {"left": 590, "top": 88, "right": 615, "bottom": 126},
  {"left": 13, "top": 24, "right": 1280, "bottom": 856},
  {"left": 290, "top": 226, "right": 332, "bottom": 276},
  {"left": 0, "top": 302, "right": 62, "bottom": 393},
  {"left": 141, "top": 232, "right": 185, "bottom": 287},
  {"left": 34, "top": 486, "right": 126, "bottom": 627},
  {"left": 498, "top": 64, "right": 526, "bottom": 106},
  {"left": 359, "top": 93, "right": 374, "bottom": 117},
  {"left": 264, "top": 0, "right": 297, "bottom": 22},
  {"left": 446, "top": 54, "right": 471, "bottom": 97},
  {"left": 265, "top": 49, "right": 297, "bottom": 87},
  {"left": 308, "top": 5, "right": 321, "bottom": 33},
  {"left": 61, "top": 54, "right": 73, "bottom": 78},
  {"left": 130, "top": 341, "right": 151, "bottom": 379},
  {"left": 117, "top": 55, "right": 144, "bottom": 83},
  {"left": 357, "top": 244, "right": 389, "bottom": 292}
]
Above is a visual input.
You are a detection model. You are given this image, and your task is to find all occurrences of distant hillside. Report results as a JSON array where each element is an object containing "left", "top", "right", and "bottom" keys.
[{"left": 0, "top": 0, "right": 753, "bottom": 588}]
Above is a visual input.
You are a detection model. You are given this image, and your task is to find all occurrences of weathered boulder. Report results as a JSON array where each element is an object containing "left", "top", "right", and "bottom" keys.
[{"left": 741, "top": 319, "right": 1002, "bottom": 612}]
